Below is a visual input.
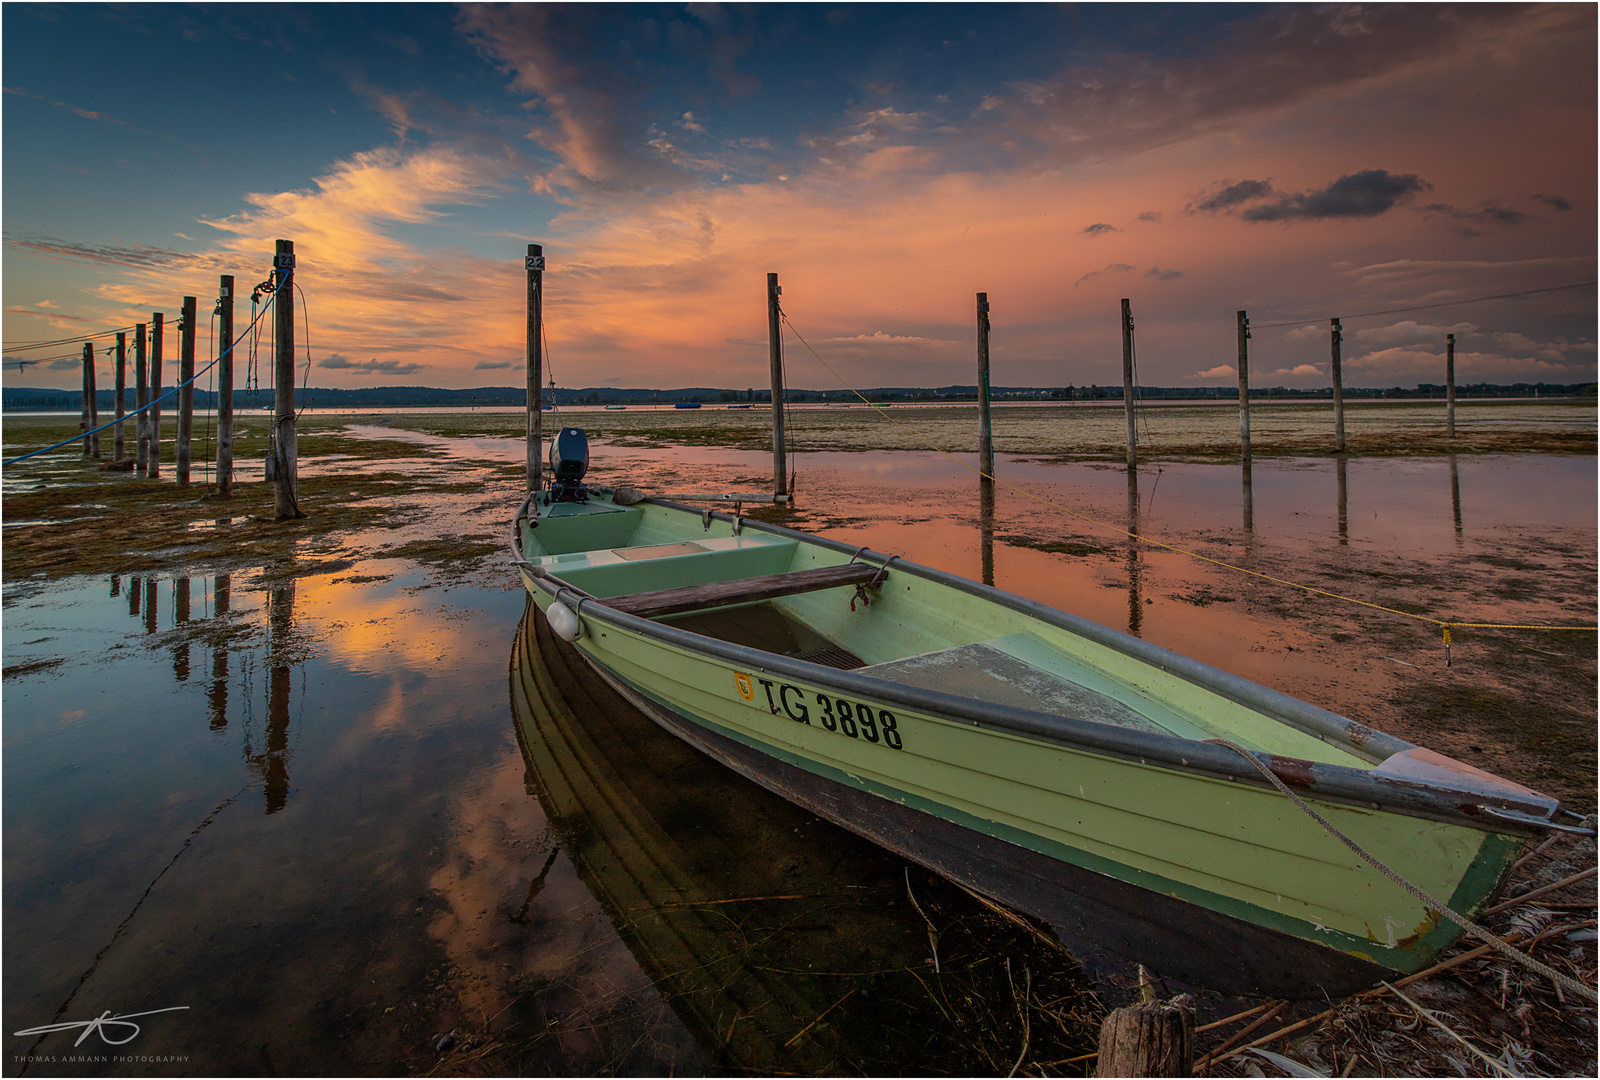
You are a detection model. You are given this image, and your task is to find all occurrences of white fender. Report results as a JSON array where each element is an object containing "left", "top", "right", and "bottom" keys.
[{"left": 545, "top": 600, "right": 584, "bottom": 642}]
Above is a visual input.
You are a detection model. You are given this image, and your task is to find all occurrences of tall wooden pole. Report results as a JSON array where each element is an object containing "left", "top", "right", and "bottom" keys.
[
  {"left": 114, "top": 332, "right": 127, "bottom": 463},
  {"left": 526, "top": 243, "right": 544, "bottom": 493},
  {"left": 80, "top": 343, "right": 92, "bottom": 457},
  {"left": 87, "top": 343, "right": 100, "bottom": 458},
  {"left": 177, "top": 295, "right": 196, "bottom": 486},
  {"left": 135, "top": 322, "right": 149, "bottom": 476},
  {"left": 218, "top": 276, "right": 235, "bottom": 496},
  {"left": 1446, "top": 332, "right": 1457, "bottom": 438},
  {"left": 977, "top": 292, "right": 994, "bottom": 478},
  {"left": 272, "top": 239, "right": 300, "bottom": 518},
  {"left": 1121, "top": 298, "right": 1137, "bottom": 468},
  {"left": 150, "top": 313, "right": 164, "bottom": 478},
  {"left": 1236, "top": 310, "right": 1251, "bottom": 464},
  {"left": 1330, "top": 317, "right": 1346, "bottom": 453},
  {"left": 767, "top": 272, "right": 787, "bottom": 496}
]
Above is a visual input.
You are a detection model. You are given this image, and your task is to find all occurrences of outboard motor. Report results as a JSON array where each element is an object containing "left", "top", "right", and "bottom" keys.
[{"left": 547, "top": 427, "right": 590, "bottom": 503}]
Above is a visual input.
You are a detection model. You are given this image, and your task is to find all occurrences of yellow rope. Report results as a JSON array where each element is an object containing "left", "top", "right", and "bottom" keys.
[{"left": 778, "top": 313, "right": 1596, "bottom": 650}]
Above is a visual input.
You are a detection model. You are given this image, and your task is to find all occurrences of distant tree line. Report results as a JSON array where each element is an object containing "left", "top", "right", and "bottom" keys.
[{"left": 5, "top": 381, "right": 1595, "bottom": 412}]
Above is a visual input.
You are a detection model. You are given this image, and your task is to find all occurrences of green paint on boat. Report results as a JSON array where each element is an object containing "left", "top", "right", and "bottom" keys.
[{"left": 512, "top": 487, "right": 1557, "bottom": 993}]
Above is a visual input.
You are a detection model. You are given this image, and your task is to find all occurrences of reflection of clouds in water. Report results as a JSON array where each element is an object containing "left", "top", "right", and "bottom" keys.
[{"left": 425, "top": 751, "right": 700, "bottom": 1071}]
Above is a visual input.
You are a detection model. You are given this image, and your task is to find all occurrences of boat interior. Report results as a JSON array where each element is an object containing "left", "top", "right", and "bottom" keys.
[{"left": 521, "top": 495, "right": 1378, "bottom": 768}]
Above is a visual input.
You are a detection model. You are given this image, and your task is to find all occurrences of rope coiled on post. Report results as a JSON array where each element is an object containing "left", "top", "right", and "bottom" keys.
[{"left": 1207, "top": 737, "right": 1597, "bottom": 1004}]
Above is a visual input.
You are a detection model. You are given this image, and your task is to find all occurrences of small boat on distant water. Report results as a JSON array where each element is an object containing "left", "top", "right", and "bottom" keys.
[
  {"left": 726, "top": 404, "right": 752, "bottom": 410},
  {"left": 511, "top": 428, "right": 1577, "bottom": 998},
  {"left": 673, "top": 402, "right": 702, "bottom": 409},
  {"left": 605, "top": 404, "right": 626, "bottom": 410}
]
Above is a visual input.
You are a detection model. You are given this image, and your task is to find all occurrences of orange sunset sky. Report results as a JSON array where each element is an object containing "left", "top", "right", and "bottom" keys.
[{"left": 4, "top": 3, "right": 1595, "bottom": 392}]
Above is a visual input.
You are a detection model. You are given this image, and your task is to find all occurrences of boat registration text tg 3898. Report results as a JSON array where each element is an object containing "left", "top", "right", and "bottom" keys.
[{"left": 737, "top": 672, "right": 905, "bottom": 750}]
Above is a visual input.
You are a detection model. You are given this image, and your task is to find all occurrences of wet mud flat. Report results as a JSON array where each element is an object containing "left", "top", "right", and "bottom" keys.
[
  {"left": 3, "top": 410, "right": 1596, "bottom": 1075},
  {"left": 369, "top": 397, "right": 1597, "bottom": 460}
]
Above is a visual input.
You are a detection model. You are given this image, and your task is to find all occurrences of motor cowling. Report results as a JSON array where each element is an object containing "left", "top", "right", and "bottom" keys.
[{"left": 548, "top": 427, "right": 589, "bottom": 502}]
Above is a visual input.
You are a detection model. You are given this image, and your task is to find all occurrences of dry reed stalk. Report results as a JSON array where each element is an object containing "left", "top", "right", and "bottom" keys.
[{"left": 1482, "top": 867, "right": 1597, "bottom": 917}]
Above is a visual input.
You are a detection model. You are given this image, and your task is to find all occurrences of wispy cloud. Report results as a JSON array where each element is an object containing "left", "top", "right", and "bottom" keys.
[
  {"left": 321, "top": 353, "right": 425, "bottom": 375},
  {"left": 1074, "top": 263, "right": 1135, "bottom": 287}
]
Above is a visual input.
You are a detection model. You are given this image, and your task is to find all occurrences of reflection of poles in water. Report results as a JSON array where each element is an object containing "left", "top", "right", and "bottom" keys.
[
  {"left": 173, "top": 578, "right": 192, "bottom": 681},
  {"left": 507, "top": 847, "right": 562, "bottom": 925},
  {"left": 1449, "top": 453, "right": 1463, "bottom": 544},
  {"left": 110, "top": 575, "right": 121, "bottom": 599},
  {"left": 261, "top": 580, "right": 295, "bottom": 814},
  {"left": 1336, "top": 456, "right": 1349, "bottom": 546},
  {"left": 144, "top": 578, "right": 158, "bottom": 634},
  {"left": 1241, "top": 460, "right": 1254, "bottom": 534},
  {"left": 129, "top": 576, "right": 141, "bottom": 618},
  {"left": 1126, "top": 467, "right": 1142, "bottom": 638},
  {"left": 209, "top": 645, "right": 229, "bottom": 730},
  {"left": 978, "top": 476, "right": 996, "bottom": 588},
  {"left": 209, "top": 574, "right": 232, "bottom": 730}
]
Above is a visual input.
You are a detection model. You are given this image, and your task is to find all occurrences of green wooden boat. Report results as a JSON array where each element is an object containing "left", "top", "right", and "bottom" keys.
[{"left": 510, "top": 441, "right": 1573, "bottom": 998}]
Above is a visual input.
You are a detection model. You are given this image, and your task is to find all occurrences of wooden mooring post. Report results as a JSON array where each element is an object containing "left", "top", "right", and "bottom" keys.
[
  {"left": 1096, "top": 993, "right": 1195, "bottom": 1077},
  {"left": 271, "top": 240, "right": 301, "bottom": 518},
  {"left": 80, "top": 343, "right": 94, "bottom": 458},
  {"left": 114, "top": 332, "right": 127, "bottom": 464},
  {"left": 177, "top": 295, "right": 196, "bottom": 486},
  {"left": 1330, "top": 317, "right": 1346, "bottom": 453},
  {"left": 1446, "top": 332, "right": 1457, "bottom": 438},
  {"left": 526, "top": 243, "right": 544, "bottom": 493},
  {"left": 1121, "top": 298, "right": 1137, "bottom": 468},
  {"left": 768, "top": 272, "right": 787, "bottom": 496},
  {"left": 218, "top": 276, "right": 235, "bottom": 496},
  {"left": 150, "top": 313, "right": 164, "bottom": 478},
  {"left": 977, "top": 292, "right": 994, "bottom": 478},
  {"left": 1236, "top": 310, "right": 1251, "bottom": 464},
  {"left": 135, "top": 322, "right": 149, "bottom": 477}
]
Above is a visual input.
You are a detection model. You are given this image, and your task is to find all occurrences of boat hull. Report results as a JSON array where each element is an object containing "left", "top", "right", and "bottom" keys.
[
  {"left": 588, "top": 648, "right": 1395, "bottom": 998},
  {"left": 512, "top": 495, "right": 1537, "bottom": 998}
]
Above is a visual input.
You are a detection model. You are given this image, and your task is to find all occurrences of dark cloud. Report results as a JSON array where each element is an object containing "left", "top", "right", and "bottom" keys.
[
  {"left": 1135, "top": 211, "right": 1162, "bottom": 223},
  {"left": 976, "top": 6, "right": 1554, "bottom": 168},
  {"left": 321, "top": 353, "right": 424, "bottom": 375},
  {"left": 1240, "top": 170, "right": 1430, "bottom": 222},
  {"left": 457, "top": 4, "right": 760, "bottom": 194},
  {"left": 1082, "top": 223, "right": 1119, "bottom": 237},
  {"left": 474, "top": 359, "right": 515, "bottom": 370},
  {"left": 1144, "top": 267, "right": 1183, "bottom": 281},
  {"left": 1192, "top": 179, "right": 1275, "bottom": 213},
  {"left": 1532, "top": 193, "right": 1572, "bottom": 212}
]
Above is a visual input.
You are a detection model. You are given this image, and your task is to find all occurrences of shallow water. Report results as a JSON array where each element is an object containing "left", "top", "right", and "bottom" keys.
[{"left": 3, "top": 440, "right": 1593, "bottom": 1074}]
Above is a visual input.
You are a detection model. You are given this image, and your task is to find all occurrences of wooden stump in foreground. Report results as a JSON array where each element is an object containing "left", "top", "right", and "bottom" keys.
[{"left": 1096, "top": 994, "right": 1195, "bottom": 1077}]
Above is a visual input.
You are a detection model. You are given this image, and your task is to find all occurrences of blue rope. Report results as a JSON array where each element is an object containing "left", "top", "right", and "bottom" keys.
[{"left": 4, "top": 271, "right": 288, "bottom": 469}]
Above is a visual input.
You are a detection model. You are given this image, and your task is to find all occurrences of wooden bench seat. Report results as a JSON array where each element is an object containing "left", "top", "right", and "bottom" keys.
[{"left": 605, "top": 562, "right": 883, "bottom": 619}]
